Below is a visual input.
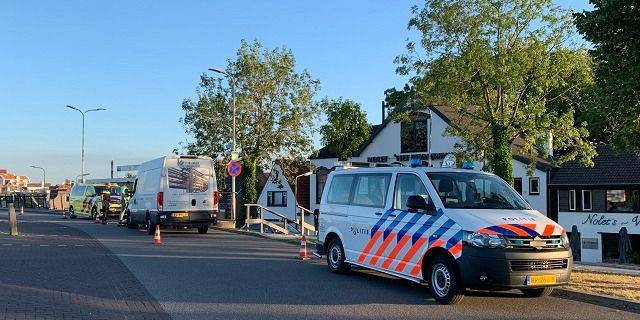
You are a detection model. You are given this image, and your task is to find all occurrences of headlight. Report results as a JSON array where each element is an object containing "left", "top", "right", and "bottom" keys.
[
  {"left": 561, "top": 233, "right": 570, "bottom": 248},
  {"left": 463, "top": 231, "right": 508, "bottom": 248}
]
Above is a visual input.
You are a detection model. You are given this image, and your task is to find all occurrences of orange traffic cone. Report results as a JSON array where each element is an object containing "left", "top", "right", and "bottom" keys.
[
  {"left": 153, "top": 225, "right": 162, "bottom": 245},
  {"left": 299, "top": 235, "right": 309, "bottom": 260}
]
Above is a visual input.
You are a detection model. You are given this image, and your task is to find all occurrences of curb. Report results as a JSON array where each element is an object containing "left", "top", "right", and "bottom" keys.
[
  {"left": 554, "top": 288, "right": 640, "bottom": 314},
  {"left": 211, "top": 226, "right": 315, "bottom": 246}
]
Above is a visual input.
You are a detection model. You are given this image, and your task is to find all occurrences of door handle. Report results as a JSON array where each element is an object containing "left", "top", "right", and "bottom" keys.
[
  {"left": 388, "top": 213, "right": 397, "bottom": 218},
  {"left": 374, "top": 212, "right": 383, "bottom": 216}
]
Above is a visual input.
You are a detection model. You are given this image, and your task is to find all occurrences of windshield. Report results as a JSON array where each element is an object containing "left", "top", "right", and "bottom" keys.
[
  {"left": 110, "top": 186, "right": 122, "bottom": 195},
  {"left": 427, "top": 172, "right": 531, "bottom": 210}
]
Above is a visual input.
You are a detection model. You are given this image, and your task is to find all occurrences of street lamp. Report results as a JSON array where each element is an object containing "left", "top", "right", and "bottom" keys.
[
  {"left": 29, "top": 166, "right": 46, "bottom": 193},
  {"left": 294, "top": 171, "right": 313, "bottom": 236},
  {"left": 66, "top": 105, "right": 106, "bottom": 183},
  {"left": 208, "top": 67, "right": 237, "bottom": 222}
]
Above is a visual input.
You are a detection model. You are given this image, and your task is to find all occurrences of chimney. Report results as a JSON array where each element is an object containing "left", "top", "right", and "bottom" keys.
[
  {"left": 381, "top": 101, "right": 386, "bottom": 123},
  {"left": 545, "top": 132, "right": 553, "bottom": 158},
  {"left": 111, "top": 160, "right": 114, "bottom": 179}
]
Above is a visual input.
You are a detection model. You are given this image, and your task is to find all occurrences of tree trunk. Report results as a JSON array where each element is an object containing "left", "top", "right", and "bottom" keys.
[
  {"left": 491, "top": 125, "right": 514, "bottom": 185},
  {"left": 240, "top": 158, "right": 258, "bottom": 226}
]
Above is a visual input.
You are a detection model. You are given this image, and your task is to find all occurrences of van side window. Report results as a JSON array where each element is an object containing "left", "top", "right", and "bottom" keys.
[
  {"left": 71, "top": 186, "right": 85, "bottom": 197},
  {"left": 85, "top": 186, "right": 95, "bottom": 196},
  {"left": 327, "top": 175, "right": 354, "bottom": 205},
  {"left": 394, "top": 174, "right": 429, "bottom": 210},
  {"left": 352, "top": 174, "right": 391, "bottom": 208}
]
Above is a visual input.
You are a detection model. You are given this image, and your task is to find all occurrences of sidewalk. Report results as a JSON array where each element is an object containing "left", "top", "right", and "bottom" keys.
[{"left": 573, "top": 261, "right": 640, "bottom": 276}]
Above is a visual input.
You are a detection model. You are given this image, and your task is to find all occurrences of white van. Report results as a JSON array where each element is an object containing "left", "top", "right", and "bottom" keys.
[
  {"left": 316, "top": 167, "right": 571, "bottom": 304},
  {"left": 126, "top": 156, "right": 218, "bottom": 235}
]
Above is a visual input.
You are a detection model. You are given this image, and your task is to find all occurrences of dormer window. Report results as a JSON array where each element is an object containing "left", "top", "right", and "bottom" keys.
[{"left": 400, "top": 112, "right": 430, "bottom": 153}]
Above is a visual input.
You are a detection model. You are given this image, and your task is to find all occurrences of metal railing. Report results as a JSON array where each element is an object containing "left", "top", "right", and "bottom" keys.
[
  {"left": 0, "top": 194, "right": 48, "bottom": 209},
  {"left": 243, "top": 204, "right": 317, "bottom": 236}
]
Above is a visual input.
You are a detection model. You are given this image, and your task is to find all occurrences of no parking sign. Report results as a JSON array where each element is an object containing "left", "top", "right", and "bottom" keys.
[{"left": 227, "top": 161, "right": 242, "bottom": 177}]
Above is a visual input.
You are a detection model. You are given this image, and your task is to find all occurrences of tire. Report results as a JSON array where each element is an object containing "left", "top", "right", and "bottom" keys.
[
  {"left": 69, "top": 207, "right": 77, "bottom": 219},
  {"left": 326, "top": 238, "right": 350, "bottom": 274},
  {"left": 427, "top": 255, "right": 464, "bottom": 305},
  {"left": 146, "top": 216, "right": 155, "bottom": 235},
  {"left": 127, "top": 213, "right": 137, "bottom": 229},
  {"left": 91, "top": 207, "right": 98, "bottom": 220},
  {"left": 197, "top": 226, "right": 209, "bottom": 234},
  {"left": 521, "top": 287, "right": 554, "bottom": 297}
]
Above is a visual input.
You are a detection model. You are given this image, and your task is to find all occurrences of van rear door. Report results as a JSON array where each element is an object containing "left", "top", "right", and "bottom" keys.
[{"left": 164, "top": 158, "right": 215, "bottom": 214}]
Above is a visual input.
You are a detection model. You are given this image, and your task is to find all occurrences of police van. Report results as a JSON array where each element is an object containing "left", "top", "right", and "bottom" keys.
[
  {"left": 126, "top": 156, "right": 218, "bottom": 235},
  {"left": 316, "top": 166, "right": 571, "bottom": 304}
]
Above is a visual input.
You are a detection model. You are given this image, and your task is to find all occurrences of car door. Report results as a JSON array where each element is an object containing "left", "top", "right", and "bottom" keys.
[
  {"left": 322, "top": 173, "right": 355, "bottom": 256},
  {"left": 82, "top": 185, "right": 96, "bottom": 214},
  {"left": 347, "top": 173, "right": 393, "bottom": 267},
  {"left": 72, "top": 185, "right": 86, "bottom": 213},
  {"left": 381, "top": 172, "right": 436, "bottom": 274}
]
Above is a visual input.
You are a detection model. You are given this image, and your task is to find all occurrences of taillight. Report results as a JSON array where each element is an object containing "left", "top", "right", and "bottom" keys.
[
  {"left": 157, "top": 192, "right": 163, "bottom": 211},
  {"left": 212, "top": 191, "right": 219, "bottom": 210}
]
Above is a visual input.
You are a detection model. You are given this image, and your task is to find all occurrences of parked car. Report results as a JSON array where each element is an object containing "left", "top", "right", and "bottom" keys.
[
  {"left": 316, "top": 166, "right": 572, "bottom": 304},
  {"left": 67, "top": 183, "right": 107, "bottom": 219},
  {"left": 126, "top": 156, "right": 218, "bottom": 235}
]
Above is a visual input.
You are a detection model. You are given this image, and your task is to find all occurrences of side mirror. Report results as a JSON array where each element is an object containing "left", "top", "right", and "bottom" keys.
[{"left": 406, "top": 195, "right": 436, "bottom": 215}]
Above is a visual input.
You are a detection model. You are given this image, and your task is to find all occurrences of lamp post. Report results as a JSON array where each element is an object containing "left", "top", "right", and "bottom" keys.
[
  {"left": 29, "top": 166, "right": 46, "bottom": 193},
  {"left": 66, "top": 105, "right": 106, "bottom": 183},
  {"left": 294, "top": 171, "right": 313, "bottom": 236},
  {"left": 208, "top": 67, "right": 237, "bottom": 222},
  {"left": 75, "top": 173, "right": 90, "bottom": 184}
]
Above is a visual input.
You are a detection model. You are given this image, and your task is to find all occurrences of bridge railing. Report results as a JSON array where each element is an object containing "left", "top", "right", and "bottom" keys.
[{"left": 243, "top": 204, "right": 317, "bottom": 236}]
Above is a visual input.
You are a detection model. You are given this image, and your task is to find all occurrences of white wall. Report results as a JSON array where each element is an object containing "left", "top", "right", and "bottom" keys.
[
  {"left": 512, "top": 160, "right": 548, "bottom": 215},
  {"left": 257, "top": 164, "right": 297, "bottom": 221},
  {"left": 559, "top": 211, "right": 640, "bottom": 263}
]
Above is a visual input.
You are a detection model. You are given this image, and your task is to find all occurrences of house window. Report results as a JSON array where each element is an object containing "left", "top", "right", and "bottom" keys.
[
  {"left": 529, "top": 177, "right": 540, "bottom": 195},
  {"left": 513, "top": 178, "right": 523, "bottom": 195},
  {"left": 400, "top": 112, "right": 429, "bottom": 153},
  {"left": 582, "top": 190, "right": 592, "bottom": 211},
  {"left": 315, "top": 168, "right": 328, "bottom": 204},
  {"left": 569, "top": 190, "right": 576, "bottom": 211},
  {"left": 267, "top": 191, "right": 287, "bottom": 207},
  {"left": 606, "top": 189, "right": 640, "bottom": 212}
]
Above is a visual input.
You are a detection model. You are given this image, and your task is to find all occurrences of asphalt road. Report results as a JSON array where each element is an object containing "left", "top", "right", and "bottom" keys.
[{"left": 1, "top": 210, "right": 638, "bottom": 320}]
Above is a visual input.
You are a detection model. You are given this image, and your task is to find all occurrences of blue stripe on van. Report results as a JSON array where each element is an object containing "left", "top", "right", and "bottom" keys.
[
  {"left": 370, "top": 209, "right": 394, "bottom": 238},
  {"left": 511, "top": 224, "right": 540, "bottom": 237},
  {"left": 396, "top": 212, "right": 423, "bottom": 241},
  {"left": 410, "top": 209, "right": 444, "bottom": 245},
  {"left": 426, "top": 219, "right": 456, "bottom": 246},
  {"left": 486, "top": 225, "right": 518, "bottom": 236},
  {"left": 383, "top": 211, "right": 408, "bottom": 239}
]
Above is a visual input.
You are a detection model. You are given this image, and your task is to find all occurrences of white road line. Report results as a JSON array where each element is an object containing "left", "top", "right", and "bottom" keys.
[
  {"left": 57, "top": 244, "right": 67, "bottom": 247},
  {"left": 2, "top": 244, "right": 12, "bottom": 246},
  {"left": 39, "top": 244, "right": 49, "bottom": 247}
]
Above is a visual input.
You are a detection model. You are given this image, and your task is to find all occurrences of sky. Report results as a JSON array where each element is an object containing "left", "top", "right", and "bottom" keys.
[{"left": 1, "top": 0, "right": 594, "bottom": 184}]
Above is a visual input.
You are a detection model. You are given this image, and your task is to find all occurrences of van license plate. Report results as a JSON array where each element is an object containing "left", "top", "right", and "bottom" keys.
[
  {"left": 526, "top": 275, "right": 557, "bottom": 286},
  {"left": 173, "top": 212, "right": 188, "bottom": 218}
]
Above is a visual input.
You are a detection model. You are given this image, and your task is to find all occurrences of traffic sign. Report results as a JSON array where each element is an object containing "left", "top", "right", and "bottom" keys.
[{"left": 227, "top": 161, "right": 242, "bottom": 177}]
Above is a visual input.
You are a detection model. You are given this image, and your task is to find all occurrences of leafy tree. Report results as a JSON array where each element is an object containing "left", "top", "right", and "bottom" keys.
[
  {"left": 320, "top": 98, "right": 371, "bottom": 161},
  {"left": 180, "top": 39, "right": 321, "bottom": 217},
  {"left": 396, "top": 0, "right": 596, "bottom": 183},
  {"left": 574, "top": 0, "right": 640, "bottom": 154}
]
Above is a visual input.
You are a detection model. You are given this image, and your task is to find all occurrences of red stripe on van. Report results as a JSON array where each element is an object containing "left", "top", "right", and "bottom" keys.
[
  {"left": 409, "top": 239, "right": 445, "bottom": 277},
  {"left": 395, "top": 237, "right": 427, "bottom": 273},
  {"left": 381, "top": 235, "right": 411, "bottom": 269},
  {"left": 358, "top": 231, "right": 382, "bottom": 263},
  {"left": 542, "top": 224, "right": 555, "bottom": 236},
  {"left": 368, "top": 232, "right": 396, "bottom": 266}
]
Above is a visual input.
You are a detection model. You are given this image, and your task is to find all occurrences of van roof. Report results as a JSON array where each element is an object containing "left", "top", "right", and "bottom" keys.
[{"left": 332, "top": 166, "right": 495, "bottom": 175}]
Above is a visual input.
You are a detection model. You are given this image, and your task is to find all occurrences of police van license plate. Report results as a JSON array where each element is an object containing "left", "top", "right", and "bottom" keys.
[
  {"left": 173, "top": 212, "right": 189, "bottom": 218},
  {"left": 526, "top": 275, "right": 557, "bottom": 286}
]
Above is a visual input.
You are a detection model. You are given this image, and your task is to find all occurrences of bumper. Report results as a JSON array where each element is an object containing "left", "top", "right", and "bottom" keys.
[
  {"left": 457, "top": 246, "right": 572, "bottom": 290},
  {"left": 158, "top": 211, "right": 217, "bottom": 227}
]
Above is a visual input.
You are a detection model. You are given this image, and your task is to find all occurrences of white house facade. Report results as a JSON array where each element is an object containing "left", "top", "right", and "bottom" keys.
[{"left": 308, "top": 106, "right": 551, "bottom": 216}]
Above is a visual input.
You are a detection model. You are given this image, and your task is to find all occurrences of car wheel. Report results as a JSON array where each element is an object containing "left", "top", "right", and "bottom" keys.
[
  {"left": 427, "top": 255, "right": 464, "bottom": 305},
  {"left": 69, "top": 207, "right": 77, "bottom": 219},
  {"left": 521, "top": 287, "right": 553, "bottom": 297},
  {"left": 146, "top": 216, "right": 155, "bottom": 235},
  {"left": 127, "top": 213, "right": 137, "bottom": 229},
  {"left": 327, "top": 238, "right": 350, "bottom": 274},
  {"left": 197, "top": 226, "right": 209, "bottom": 234},
  {"left": 91, "top": 207, "right": 98, "bottom": 220}
]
